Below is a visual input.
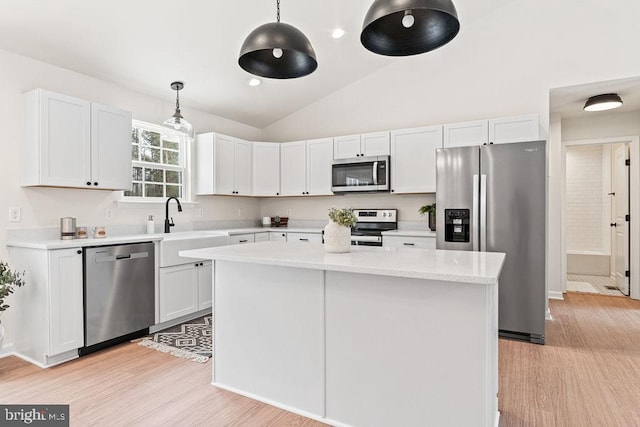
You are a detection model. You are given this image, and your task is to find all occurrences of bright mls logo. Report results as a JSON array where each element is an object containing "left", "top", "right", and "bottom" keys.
[{"left": 1, "top": 405, "right": 69, "bottom": 426}]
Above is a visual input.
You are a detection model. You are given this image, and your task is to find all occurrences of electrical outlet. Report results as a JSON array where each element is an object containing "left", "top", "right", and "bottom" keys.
[
  {"left": 8, "top": 207, "right": 21, "bottom": 222},
  {"left": 105, "top": 209, "right": 113, "bottom": 220},
  {"left": 238, "top": 208, "right": 244, "bottom": 218}
]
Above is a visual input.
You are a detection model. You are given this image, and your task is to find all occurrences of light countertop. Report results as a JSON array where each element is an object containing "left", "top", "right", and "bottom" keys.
[
  {"left": 382, "top": 229, "right": 437, "bottom": 238},
  {"left": 181, "top": 242, "right": 505, "bottom": 285},
  {"left": 6, "top": 227, "right": 323, "bottom": 250}
]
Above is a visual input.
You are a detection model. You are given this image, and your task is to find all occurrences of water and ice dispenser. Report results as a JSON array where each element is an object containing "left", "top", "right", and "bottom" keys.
[{"left": 444, "top": 209, "right": 470, "bottom": 243}]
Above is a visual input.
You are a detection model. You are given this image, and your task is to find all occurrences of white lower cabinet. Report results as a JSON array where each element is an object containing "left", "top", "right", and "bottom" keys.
[
  {"left": 159, "top": 261, "right": 212, "bottom": 322},
  {"left": 383, "top": 235, "right": 436, "bottom": 249},
  {"left": 229, "top": 233, "right": 255, "bottom": 245},
  {"left": 287, "top": 232, "right": 323, "bottom": 243},
  {"left": 254, "top": 232, "right": 269, "bottom": 242},
  {"left": 269, "top": 232, "right": 287, "bottom": 241}
]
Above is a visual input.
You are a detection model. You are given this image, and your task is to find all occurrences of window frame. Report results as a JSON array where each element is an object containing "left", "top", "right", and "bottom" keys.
[{"left": 122, "top": 120, "right": 192, "bottom": 202}]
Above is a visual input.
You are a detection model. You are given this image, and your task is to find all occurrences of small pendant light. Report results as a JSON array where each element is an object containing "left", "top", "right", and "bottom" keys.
[
  {"left": 361, "top": 0, "right": 460, "bottom": 56},
  {"left": 239, "top": 0, "right": 317, "bottom": 79},
  {"left": 583, "top": 93, "right": 623, "bottom": 112},
  {"left": 163, "top": 81, "right": 194, "bottom": 138}
]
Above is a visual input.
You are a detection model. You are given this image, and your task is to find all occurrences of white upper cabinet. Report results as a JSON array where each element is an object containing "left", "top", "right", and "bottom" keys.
[
  {"left": 195, "top": 133, "right": 252, "bottom": 196},
  {"left": 391, "top": 126, "right": 443, "bottom": 194},
  {"left": 306, "top": 138, "right": 334, "bottom": 196},
  {"left": 443, "top": 120, "right": 489, "bottom": 148},
  {"left": 334, "top": 132, "right": 390, "bottom": 159},
  {"left": 280, "top": 141, "right": 307, "bottom": 196},
  {"left": 252, "top": 142, "right": 281, "bottom": 196},
  {"left": 488, "top": 114, "right": 540, "bottom": 144},
  {"left": 333, "top": 134, "right": 361, "bottom": 159},
  {"left": 22, "top": 89, "right": 132, "bottom": 190}
]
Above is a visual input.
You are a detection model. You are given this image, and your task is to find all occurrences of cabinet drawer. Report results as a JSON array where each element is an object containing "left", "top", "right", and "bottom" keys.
[
  {"left": 287, "top": 232, "right": 322, "bottom": 243},
  {"left": 229, "top": 234, "right": 255, "bottom": 245},
  {"left": 383, "top": 235, "right": 436, "bottom": 249},
  {"left": 254, "top": 232, "right": 269, "bottom": 242}
]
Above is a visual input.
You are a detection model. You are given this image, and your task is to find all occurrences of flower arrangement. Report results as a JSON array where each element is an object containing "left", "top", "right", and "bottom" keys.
[
  {"left": 328, "top": 207, "right": 358, "bottom": 228},
  {"left": 418, "top": 203, "right": 436, "bottom": 215},
  {"left": 0, "top": 261, "right": 25, "bottom": 314}
]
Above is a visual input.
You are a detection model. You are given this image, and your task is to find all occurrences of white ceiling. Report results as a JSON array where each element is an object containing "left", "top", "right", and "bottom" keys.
[
  {"left": 0, "top": 0, "right": 514, "bottom": 128},
  {"left": 550, "top": 77, "right": 640, "bottom": 119}
]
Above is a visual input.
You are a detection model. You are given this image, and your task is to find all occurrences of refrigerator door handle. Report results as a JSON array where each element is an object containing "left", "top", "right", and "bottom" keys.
[
  {"left": 480, "top": 174, "right": 487, "bottom": 251},
  {"left": 472, "top": 174, "right": 479, "bottom": 251}
]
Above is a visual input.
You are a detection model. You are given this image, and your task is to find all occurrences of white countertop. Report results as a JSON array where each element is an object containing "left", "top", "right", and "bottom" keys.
[
  {"left": 6, "top": 227, "right": 323, "bottom": 250},
  {"left": 180, "top": 242, "right": 505, "bottom": 285},
  {"left": 382, "top": 229, "right": 437, "bottom": 238}
]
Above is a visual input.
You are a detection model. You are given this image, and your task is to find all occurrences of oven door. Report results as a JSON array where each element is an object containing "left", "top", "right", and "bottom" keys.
[{"left": 332, "top": 156, "right": 389, "bottom": 192}]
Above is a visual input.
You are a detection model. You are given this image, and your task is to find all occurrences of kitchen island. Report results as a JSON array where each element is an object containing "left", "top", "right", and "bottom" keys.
[{"left": 180, "top": 242, "right": 505, "bottom": 427}]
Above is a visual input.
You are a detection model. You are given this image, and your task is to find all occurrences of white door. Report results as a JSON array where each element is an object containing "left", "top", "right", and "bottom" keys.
[
  {"left": 234, "top": 139, "right": 253, "bottom": 195},
  {"left": 613, "top": 144, "right": 630, "bottom": 294},
  {"left": 214, "top": 134, "right": 236, "bottom": 195},
  {"left": 306, "top": 138, "right": 334, "bottom": 195},
  {"left": 280, "top": 141, "right": 307, "bottom": 196},
  {"left": 197, "top": 261, "right": 213, "bottom": 310},
  {"left": 391, "top": 126, "right": 443, "bottom": 193},
  {"left": 361, "top": 132, "right": 390, "bottom": 156},
  {"left": 252, "top": 142, "right": 280, "bottom": 196},
  {"left": 159, "top": 264, "right": 199, "bottom": 322},
  {"left": 91, "top": 103, "right": 132, "bottom": 190},
  {"left": 49, "top": 248, "right": 84, "bottom": 355},
  {"left": 443, "top": 120, "right": 488, "bottom": 148},
  {"left": 333, "top": 134, "right": 361, "bottom": 159}
]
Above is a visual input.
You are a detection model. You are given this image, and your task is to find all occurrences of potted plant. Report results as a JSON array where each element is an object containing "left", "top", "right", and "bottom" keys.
[
  {"left": 419, "top": 203, "right": 437, "bottom": 231},
  {"left": 324, "top": 207, "right": 358, "bottom": 253},
  {"left": 0, "top": 261, "right": 25, "bottom": 350}
]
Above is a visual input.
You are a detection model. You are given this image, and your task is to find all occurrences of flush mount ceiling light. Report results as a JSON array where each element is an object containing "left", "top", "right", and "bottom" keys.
[
  {"left": 332, "top": 28, "right": 346, "bottom": 39},
  {"left": 248, "top": 78, "right": 262, "bottom": 87},
  {"left": 361, "top": 0, "right": 460, "bottom": 56},
  {"left": 583, "top": 93, "right": 623, "bottom": 112},
  {"left": 239, "top": 0, "right": 317, "bottom": 79},
  {"left": 163, "top": 81, "right": 194, "bottom": 138}
]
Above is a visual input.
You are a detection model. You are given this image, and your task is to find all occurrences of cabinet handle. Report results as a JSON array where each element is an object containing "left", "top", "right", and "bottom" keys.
[
  {"left": 277, "top": 192, "right": 280, "bottom": 195},
  {"left": 361, "top": 153, "right": 364, "bottom": 156},
  {"left": 94, "top": 182, "right": 99, "bottom": 186},
  {"left": 299, "top": 238, "right": 309, "bottom": 242},
  {"left": 403, "top": 243, "right": 415, "bottom": 246},
  {"left": 195, "top": 263, "right": 199, "bottom": 267},
  {"left": 200, "top": 262, "right": 204, "bottom": 266},
  {"left": 239, "top": 239, "right": 248, "bottom": 243},
  {"left": 77, "top": 250, "right": 82, "bottom": 255},
  {"left": 86, "top": 182, "right": 91, "bottom": 186},
  {"left": 391, "top": 189, "right": 395, "bottom": 193},
  {"left": 356, "top": 154, "right": 360, "bottom": 157}
]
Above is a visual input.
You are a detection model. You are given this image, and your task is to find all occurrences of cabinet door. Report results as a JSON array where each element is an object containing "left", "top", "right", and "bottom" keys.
[
  {"left": 234, "top": 139, "right": 253, "bottom": 195},
  {"left": 281, "top": 141, "right": 307, "bottom": 196},
  {"left": 49, "top": 248, "right": 84, "bottom": 355},
  {"left": 214, "top": 134, "right": 237, "bottom": 195},
  {"left": 383, "top": 235, "right": 436, "bottom": 249},
  {"left": 362, "top": 132, "right": 390, "bottom": 157},
  {"left": 229, "top": 234, "right": 256, "bottom": 245},
  {"left": 34, "top": 90, "right": 91, "bottom": 188},
  {"left": 287, "top": 232, "right": 323, "bottom": 243},
  {"left": 254, "top": 232, "right": 270, "bottom": 242},
  {"left": 306, "top": 138, "right": 334, "bottom": 196},
  {"left": 443, "top": 120, "right": 488, "bottom": 148},
  {"left": 197, "top": 261, "right": 213, "bottom": 310},
  {"left": 195, "top": 133, "right": 215, "bottom": 195},
  {"left": 159, "top": 264, "right": 198, "bottom": 322},
  {"left": 253, "top": 142, "right": 281, "bottom": 196},
  {"left": 269, "top": 232, "right": 287, "bottom": 241},
  {"left": 488, "top": 114, "right": 540, "bottom": 144},
  {"left": 333, "top": 134, "right": 362, "bottom": 159},
  {"left": 391, "top": 126, "right": 443, "bottom": 194},
  {"left": 91, "top": 103, "right": 132, "bottom": 190}
]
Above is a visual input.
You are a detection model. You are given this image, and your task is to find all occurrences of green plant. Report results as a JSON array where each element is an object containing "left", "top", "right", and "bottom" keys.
[
  {"left": 418, "top": 203, "right": 436, "bottom": 215},
  {"left": 328, "top": 207, "right": 358, "bottom": 227},
  {"left": 0, "top": 261, "right": 25, "bottom": 314}
]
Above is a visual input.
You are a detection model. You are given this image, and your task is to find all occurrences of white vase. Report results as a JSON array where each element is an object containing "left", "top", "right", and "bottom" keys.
[{"left": 324, "top": 221, "right": 351, "bottom": 253}]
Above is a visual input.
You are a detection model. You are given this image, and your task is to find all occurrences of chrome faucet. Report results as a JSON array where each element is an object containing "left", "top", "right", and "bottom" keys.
[{"left": 164, "top": 197, "right": 183, "bottom": 233}]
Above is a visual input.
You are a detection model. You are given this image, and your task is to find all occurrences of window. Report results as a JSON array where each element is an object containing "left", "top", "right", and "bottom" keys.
[{"left": 124, "top": 120, "right": 188, "bottom": 199}]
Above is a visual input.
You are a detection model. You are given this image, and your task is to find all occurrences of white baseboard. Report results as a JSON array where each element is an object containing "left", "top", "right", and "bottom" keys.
[
  {"left": 548, "top": 291, "right": 564, "bottom": 300},
  {"left": 0, "top": 343, "right": 15, "bottom": 359}
]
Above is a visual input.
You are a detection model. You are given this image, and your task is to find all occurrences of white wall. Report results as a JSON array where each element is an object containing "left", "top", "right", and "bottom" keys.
[
  {"left": 0, "top": 49, "right": 262, "bottom": 260},
  {"left": 260, "top": 0, "right": 640, "bottom": 301}
]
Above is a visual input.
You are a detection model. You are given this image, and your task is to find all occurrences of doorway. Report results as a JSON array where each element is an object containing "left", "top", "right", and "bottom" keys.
[{"left": 564, "top": 137, "right": 637, "bottom": 298}]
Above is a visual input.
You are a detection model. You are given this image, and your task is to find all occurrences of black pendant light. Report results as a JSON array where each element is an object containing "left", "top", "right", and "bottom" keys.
[
  {"left": 361, "top": 0, "right": 460, "bottom": 56},
  {"left": 163, "top": 81, "right": 194, "bottom": 138},
  {"left": 583, "top": 93, "right": 623, "bottom": 112},
  {"left": 239, "top": 0, "right": 317, "bottom": 79}
]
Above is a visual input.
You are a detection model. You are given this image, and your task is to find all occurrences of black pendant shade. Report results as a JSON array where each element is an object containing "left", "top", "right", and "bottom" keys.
[{"left": 361, "top": 0, "right": 460, "bottom": 56}]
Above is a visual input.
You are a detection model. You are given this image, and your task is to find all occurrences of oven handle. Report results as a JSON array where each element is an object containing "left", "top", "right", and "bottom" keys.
[
  {"left": 350, "top": 235, "right": 382, "bottom": 243},
  {"left": 373, "top": 161, "right": 378, "bottom": 184}
]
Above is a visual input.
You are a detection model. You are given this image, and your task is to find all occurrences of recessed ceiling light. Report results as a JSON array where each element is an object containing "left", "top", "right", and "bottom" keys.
[
  {"left": 248, "top": 78, "right": 261, "bottom": 87},
  {"left": 583, "top": 93, "right": 623, "bottom": 112},
  {"left": 332, "top": 28, "right": 345, "bottom": 39}
]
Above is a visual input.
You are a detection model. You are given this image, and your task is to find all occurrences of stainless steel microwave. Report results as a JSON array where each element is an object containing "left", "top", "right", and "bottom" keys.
[{"left": 331, "top": 155, "right": 390, "bottom": 193}]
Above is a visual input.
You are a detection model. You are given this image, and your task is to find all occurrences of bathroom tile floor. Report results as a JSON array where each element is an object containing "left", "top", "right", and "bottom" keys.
[{"left": 567, "top": 274, "right": 624, "bottom": 297}]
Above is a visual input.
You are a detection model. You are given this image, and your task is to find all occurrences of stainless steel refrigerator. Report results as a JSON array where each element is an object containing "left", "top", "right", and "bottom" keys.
[{"left": 436, "top": 140, "right": 546, "bottom": 344}]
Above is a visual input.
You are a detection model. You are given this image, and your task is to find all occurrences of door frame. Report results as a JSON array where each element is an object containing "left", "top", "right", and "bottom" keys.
[{"left": 561, "top": 135, "right": 640, "bottom": 299}]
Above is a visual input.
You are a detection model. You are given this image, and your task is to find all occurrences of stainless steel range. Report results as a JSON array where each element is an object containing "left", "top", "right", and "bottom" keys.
[{"left": 350, "top": 209, "right": 397, "bottom": 246}]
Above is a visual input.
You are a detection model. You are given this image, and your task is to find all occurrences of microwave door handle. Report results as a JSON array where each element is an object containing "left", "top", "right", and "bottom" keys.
[{"left": 373, "top": 161, "right": 378, "bottom": 184}]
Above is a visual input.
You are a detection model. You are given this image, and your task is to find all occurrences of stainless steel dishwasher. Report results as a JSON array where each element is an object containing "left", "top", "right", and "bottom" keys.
[{"left": 81, "top": 242, "right": 155, "bottom": 355}]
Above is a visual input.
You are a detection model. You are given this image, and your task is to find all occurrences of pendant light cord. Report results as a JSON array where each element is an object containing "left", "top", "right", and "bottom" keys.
[
  {"left": 175, "top": 88, "right": 180, "bottom": 110},
  {"left": 276, "top": 0, "right": 280, "bottom": 23}
]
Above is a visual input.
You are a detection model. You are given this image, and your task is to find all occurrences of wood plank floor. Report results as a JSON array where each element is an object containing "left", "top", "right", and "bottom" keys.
[{"left": 1, "top": 293, "right": 639, "bottom": 426}]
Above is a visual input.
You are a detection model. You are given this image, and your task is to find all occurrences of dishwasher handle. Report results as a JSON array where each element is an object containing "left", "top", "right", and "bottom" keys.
[{"left": 95, "top": 251, "right": 150, "bottom": 263}]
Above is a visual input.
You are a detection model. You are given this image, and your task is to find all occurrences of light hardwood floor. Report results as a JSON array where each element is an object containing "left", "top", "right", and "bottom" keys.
[{"left": 1, "top": 293, "right": 640, "bottom": 426}]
